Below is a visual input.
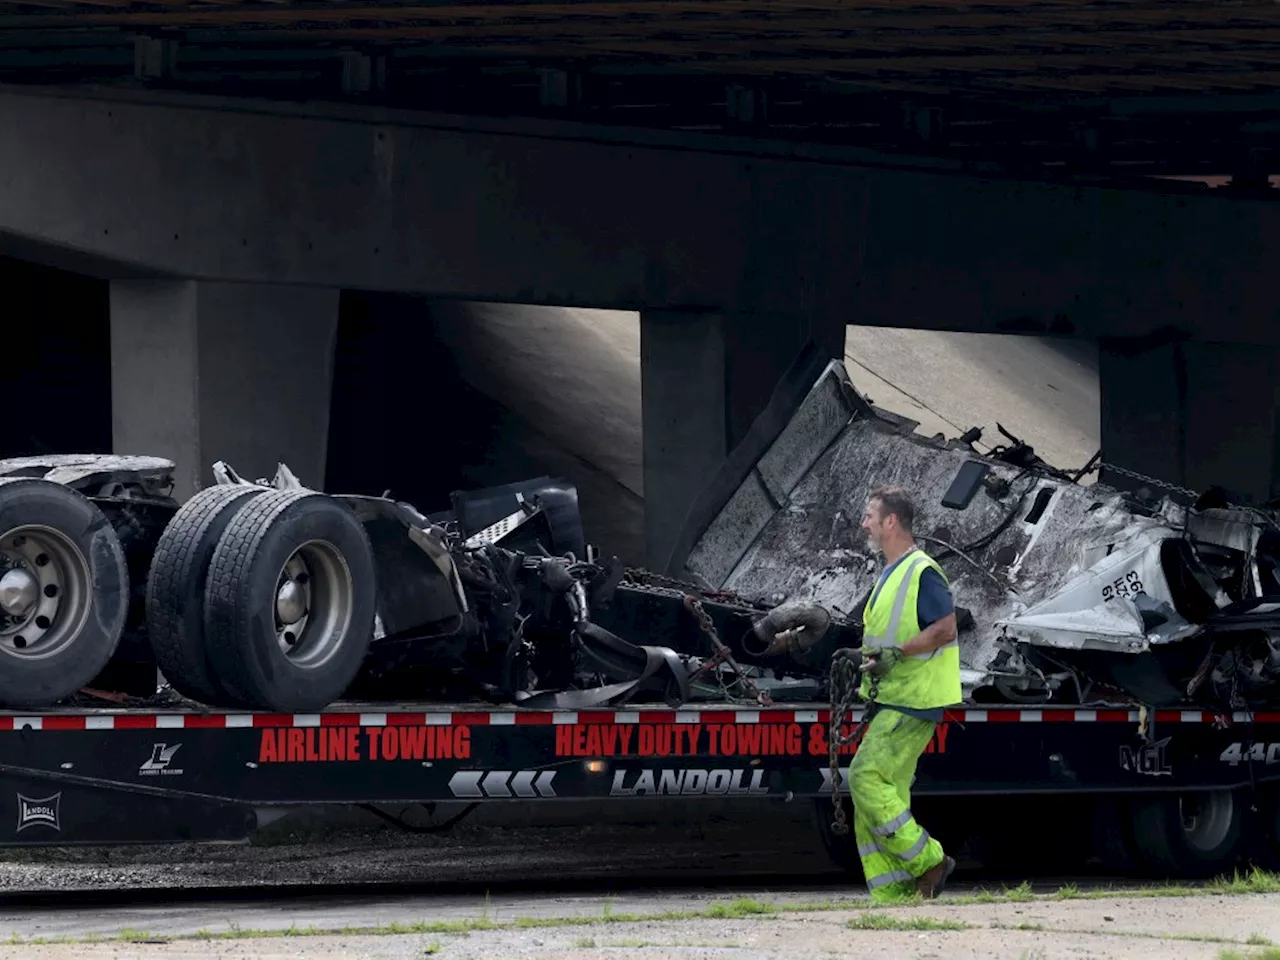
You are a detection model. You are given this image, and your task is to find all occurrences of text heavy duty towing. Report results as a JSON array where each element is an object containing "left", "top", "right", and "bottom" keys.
[{"left": 0, "top": 353, "right": 1279, "bottom": 881}]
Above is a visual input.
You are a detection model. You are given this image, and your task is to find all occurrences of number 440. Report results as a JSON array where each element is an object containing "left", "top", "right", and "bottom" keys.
[{"left": 1220, "top": 742, "right": 1280, "bottom": 766}]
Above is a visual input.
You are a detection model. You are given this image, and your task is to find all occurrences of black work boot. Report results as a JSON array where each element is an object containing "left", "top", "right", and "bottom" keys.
[{"left": 916, "top": 855, "right": 956, "bottom": 899}]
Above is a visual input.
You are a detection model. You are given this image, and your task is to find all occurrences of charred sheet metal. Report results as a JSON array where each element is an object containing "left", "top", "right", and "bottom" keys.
[{"left": 683, "top": 360, "right": 1280, "bottom": 709}]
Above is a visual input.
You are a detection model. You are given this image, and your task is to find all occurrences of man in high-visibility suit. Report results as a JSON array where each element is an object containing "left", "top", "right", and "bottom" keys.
[{"left": 851, "top": 484, "right": 961, "bottom": 901}]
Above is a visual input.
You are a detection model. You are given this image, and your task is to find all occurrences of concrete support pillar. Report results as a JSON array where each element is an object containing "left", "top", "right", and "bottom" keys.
[
  {"left": 1099, "top": 339, "right": 1280, "bottom": 502},
  {"left": 110, "top": 280, "right": 339, "bottom": 500},
  {"left": 640, "top": 309, "right": 844, "bottom": 571}
]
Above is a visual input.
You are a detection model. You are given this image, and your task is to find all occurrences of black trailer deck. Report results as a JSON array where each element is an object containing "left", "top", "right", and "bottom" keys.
[{"left": 2, "top": 701, "right": 1277, "bottom": 852}]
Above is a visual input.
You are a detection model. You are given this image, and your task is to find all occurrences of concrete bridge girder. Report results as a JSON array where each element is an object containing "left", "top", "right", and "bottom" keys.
[
  {"left": 1, "top": 86, "right": 1278, "bottom": 345},
  {"left": 0, "top": 85, "right": 1276, "bottom": 559}
]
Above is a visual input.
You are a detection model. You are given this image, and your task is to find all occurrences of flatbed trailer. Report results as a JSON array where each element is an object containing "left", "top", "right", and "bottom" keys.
[{"left": 3, "top": 699, "right": 1279, "bottom": 882}]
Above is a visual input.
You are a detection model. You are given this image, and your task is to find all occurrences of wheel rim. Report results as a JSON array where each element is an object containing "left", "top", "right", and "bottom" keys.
[
  {"left": 0, "top": 525, "right": 92, "bottom": 661},
  {"left": 273, "top": 540, "right": 354, "bottom": 669},
  {"left": 1179, "top": 790, "right": 1235, "bottom": 854}
]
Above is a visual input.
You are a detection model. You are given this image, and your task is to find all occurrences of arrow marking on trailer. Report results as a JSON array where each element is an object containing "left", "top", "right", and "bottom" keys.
[
  {"left": 510, "top": 770, "right": 537, "bottom": 798},
  {"left": 481, "top": 771, "right": 513, "bottom": 798},
  {"left": 448, "top": 771, "right": 484, "bottom": 799},
  {"left": 449, "top": 770, "right": 557, "bottom": 799},
  {"left": 818, "top": 768, "right": 850, "bottom": 793}
]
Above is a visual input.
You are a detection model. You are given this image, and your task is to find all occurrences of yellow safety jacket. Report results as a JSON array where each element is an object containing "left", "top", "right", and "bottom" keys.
[{"left": 859, "top": 546, "right": 962, "bottom": 710}]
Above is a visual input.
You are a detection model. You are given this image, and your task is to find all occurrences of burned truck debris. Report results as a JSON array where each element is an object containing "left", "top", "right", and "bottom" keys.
[
  {"left": 0, "top": 450, "right": 861, "bottom": 712},
  {"left": 679, "top": 359, "right": 1280, "bottom": 713},
  {"left": 1, "top": 360, "right": 1279, "bottom": 716}
]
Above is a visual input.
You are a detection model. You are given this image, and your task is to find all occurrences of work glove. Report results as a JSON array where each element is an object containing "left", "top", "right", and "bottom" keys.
[{"left": 860, "top": 647, "right": 903, "bottom": 678}]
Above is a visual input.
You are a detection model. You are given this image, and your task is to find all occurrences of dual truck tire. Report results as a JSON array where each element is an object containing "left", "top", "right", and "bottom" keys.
[
  {"left": 146, "top": 486, "right": 378, "bottom": 712},
  {"left": 0, "top": 477, "right": 377, "bottom": 713}
]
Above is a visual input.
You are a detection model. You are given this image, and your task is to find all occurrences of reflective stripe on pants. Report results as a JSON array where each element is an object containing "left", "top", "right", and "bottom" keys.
[{"left": 849, "top": 708, "right": 946, "bottom": 902}]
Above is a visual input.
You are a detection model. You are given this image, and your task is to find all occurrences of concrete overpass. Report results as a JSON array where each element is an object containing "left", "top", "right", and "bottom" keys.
[
  {"left": 0, "top": 83, "right": 1274, "bottom": 574},
  {"left": 1, "top": 0, "right": 1280, "bottom": 572}
]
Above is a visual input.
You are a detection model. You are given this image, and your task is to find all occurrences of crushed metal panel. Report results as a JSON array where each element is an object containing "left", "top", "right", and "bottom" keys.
[
  {"left": 0, "top": 454, "right": 175, "bottom": 490},
  {"left": 686, "top": 473, "right": 781, "bottom": 589},
  {"left": 755, "top": 363, "right": 858, "bottom": 505},
  {"left": 685, "top": 360, "right": 857, "bottom": 589},
  {"left": 681, "top": 360, "right": 1266, "bottom": 702},
  {"left": 705, "top": 416, "right": 1047, "bottom": 684}
]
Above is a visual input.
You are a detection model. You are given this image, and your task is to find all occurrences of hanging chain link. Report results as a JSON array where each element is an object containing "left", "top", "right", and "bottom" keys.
[
  {"left": 613, "top": 567, "right": 774, "bottom": 704},
  {"left": 827, "top": 648, "right": 880, "bottom": 836},
  {"left": 1097, "top": 460, "right": 1200, "bottom": 501},
  {"left": 683, "top": 594, "right": 773, "bottom": 706}
]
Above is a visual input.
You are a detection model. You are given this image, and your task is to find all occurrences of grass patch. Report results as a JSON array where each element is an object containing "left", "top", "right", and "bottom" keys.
[
  {"left": 573, "top": 937, "right": 597, "bottom": 948},
  {"left": 706, "top": 899, "right": 777, "bottom": 919},
  {"left": 847, "top": 914, "right": 971, "bottom": 932},
  {"left": 1003, "top": 881, "right": 1035, "bottom": 903},
  {"left": 4, "top": 868, "right": 1279, "bottom": 948},
  {"left": 1221, "top": 949, "right": 1280, "bottom": 960}
]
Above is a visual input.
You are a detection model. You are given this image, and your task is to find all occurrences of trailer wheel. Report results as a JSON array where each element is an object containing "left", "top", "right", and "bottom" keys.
[
  {"left": 1130, "top": 789, "right": 1244, "bottom": 878},
  {"left": 1245, "top": 788, "right": 1280, "bottom": 870},
  {"left": 812, "top": 797, "right": 860, "bottom": 874},
  {"left": 145, "top": 485, "right": 269, "bottom": 705},
  {"left": 0, "top": 478, "right": 128, "bottom": 708},
  {"left": 203, "top": 490, "right": 376, "bottom": 712}
]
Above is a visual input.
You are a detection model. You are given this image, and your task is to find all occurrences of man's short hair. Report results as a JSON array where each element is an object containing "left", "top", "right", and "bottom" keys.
[{"left": 869, "top": 484, "right": 914, "bottom": 532}]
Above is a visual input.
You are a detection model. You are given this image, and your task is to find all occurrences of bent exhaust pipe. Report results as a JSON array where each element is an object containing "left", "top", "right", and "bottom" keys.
[{"left": 746, "top": 603, "right": 833, "bottom": 659}]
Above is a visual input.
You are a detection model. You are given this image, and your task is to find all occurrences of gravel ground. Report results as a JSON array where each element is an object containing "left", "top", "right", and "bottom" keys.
[
  {"left": 0, "top": 804, "right": 843, "bottom": 894},
  {"left": 1, "top": 894, "right": 1278, "bottom": 960}
]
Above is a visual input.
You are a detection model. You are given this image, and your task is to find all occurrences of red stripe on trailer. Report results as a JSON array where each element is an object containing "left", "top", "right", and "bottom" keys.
[
  {"left": 696, "top": 711, "right": 739, "bottom": 725},
  {"left": 1096, "top": 709, "right": 1133, "bottom": 723},
  {"left": 42, "top": 716, "right": 85, "bottom": 730},
  {"left": 7, "top": 706, "right": 1280, "bottom": 730},
  {"left": 183, "top": 714, "right": 228, "bottom": 729},
  {"left": 113, "top": 714, "right": 157, "bottom": 729},
  {"left": 985, "top": 710, "right": 1022, "bottom": 722},
  {"left": 1042, "top": 709, "right": 1077, "bottom": 723},
  {"left": 251, "top": 714, "right": 292, "bottom": 728},
  {"left": 574, "top": 711, "right": 617, "bottom": 725},
  {"left": 638, "top": 711, "right": 677, "bottom": 724}
]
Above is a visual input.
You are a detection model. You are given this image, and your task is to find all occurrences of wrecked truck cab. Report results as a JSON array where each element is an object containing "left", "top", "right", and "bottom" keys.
[{"left": 675, "top": 358, "right": 1280, "bottom": 711}]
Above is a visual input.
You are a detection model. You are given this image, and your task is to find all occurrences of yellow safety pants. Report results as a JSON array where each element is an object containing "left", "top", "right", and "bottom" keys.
[{"left": 848, "top": 707, "right": 946, "bottom": 901}]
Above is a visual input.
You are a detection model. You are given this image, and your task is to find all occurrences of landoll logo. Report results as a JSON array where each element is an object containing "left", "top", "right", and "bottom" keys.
[
  {"left": 140, "top": 743, "right": 184, "bottom": 777},
  {"left": 16, "top": 793, "right": 61, "bottom": 833}
]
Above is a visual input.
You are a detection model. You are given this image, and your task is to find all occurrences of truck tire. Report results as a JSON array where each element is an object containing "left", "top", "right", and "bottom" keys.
[
  {"left": 1090, "top": 796, "right": 1141, "bottom": 875},
  {"left": 1129, "top": 789, "right": 1244, "bottom": 878},
  {"left": 1245, "top": 787, "right": 1280, "bottom": 871},
  {"left": 812, "top": 797, "right": 859, "bottom": 874},
  {"left": 0, "top": 478, "right": 129, "bottom": 708},
  {"left": 145, "top": 485, "right": 268, "bottom": 706},
  {"left": 203, "top": 490, "right": 376, "bottom": 712}
]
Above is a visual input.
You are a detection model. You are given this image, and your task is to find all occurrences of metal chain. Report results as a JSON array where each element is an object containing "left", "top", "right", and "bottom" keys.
[
  {"left": 621, "top": 567, "right": 759, "bottom": 605},
  {"left": 827, "top": 649, "right": 880, "bottom": 836},
  {"left": 1098, "top": 460, "right": 1199, "bottom": 501},
  {"left": 683, "top": 594, "right": 773, "bottom": 706}
]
